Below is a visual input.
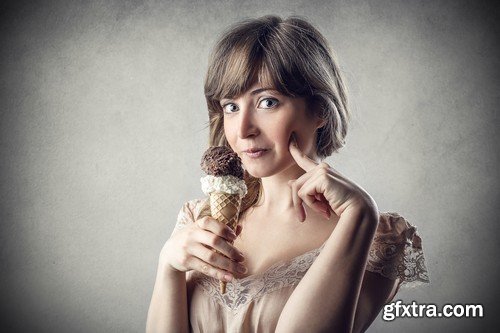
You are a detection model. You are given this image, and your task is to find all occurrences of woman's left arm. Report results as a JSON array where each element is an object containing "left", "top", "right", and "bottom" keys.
[
  {"left": 275, "top": 135, "right": 391, "bottom": 333},
  {"left": 276, "top": 204, "right": 378, "bottom": 333}
]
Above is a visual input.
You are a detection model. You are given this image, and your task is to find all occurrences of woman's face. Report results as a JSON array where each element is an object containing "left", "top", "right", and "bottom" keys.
[{"left": 222, "top": 81, "right": 324, "bottom": 178}]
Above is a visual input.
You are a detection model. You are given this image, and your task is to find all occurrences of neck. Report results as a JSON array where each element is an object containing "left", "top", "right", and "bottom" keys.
[{"left": 255, "top": 163, "right": 307, "bottom": 214}]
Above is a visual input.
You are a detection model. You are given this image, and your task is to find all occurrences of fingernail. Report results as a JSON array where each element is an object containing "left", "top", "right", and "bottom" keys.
[
  {"left": 224, "top": 274, "right": 233, "bottom": 282},
  {"left": 236, "top": 265, "right": 247, "bottom": 273}
]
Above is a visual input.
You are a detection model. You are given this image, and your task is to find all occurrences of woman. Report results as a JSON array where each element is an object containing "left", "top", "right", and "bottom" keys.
[{"left": 146, "top": 15, "right": 429, "bottom": 332}]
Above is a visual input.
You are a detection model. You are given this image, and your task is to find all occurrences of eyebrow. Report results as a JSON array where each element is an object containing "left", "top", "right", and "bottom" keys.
[
  {"left": 220, "top": 88, "right": 279, "bottom": 103},
  {"left": 250, "top": 88, "right": 278, "bottom": 95}
]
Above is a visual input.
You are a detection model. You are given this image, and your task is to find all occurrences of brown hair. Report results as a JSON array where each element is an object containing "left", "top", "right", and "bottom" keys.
[{"left": 197, "top": 15, "right": 350, "bottom": 221}]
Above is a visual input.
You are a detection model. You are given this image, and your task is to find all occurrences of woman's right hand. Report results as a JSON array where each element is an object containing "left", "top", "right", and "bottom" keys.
[{"left": 159, "top": 216, "right": 247, "bottom": 282}]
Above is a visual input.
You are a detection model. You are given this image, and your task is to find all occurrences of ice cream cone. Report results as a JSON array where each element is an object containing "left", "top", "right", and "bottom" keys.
[
  {"left": 210, "top": 192, "right": 242, "bottom": 230},
  {"left": 209, "top": 192, "right": 242, "bottom": 294},
  {"left": 199, "top": 146, "right": 247, "bottom": 295}
]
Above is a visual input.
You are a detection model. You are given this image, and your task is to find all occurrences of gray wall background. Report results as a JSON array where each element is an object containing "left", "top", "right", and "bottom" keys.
[{"left": 1, "top": 0, "right": 498, "bottom": 332}]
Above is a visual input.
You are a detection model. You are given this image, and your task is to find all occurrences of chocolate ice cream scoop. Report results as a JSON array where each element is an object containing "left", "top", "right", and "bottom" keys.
[{"left": 200, "top": 146, "right": 244, "bottom": 180}]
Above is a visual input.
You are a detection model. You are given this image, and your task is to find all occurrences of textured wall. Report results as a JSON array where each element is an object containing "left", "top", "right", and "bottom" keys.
[{"left": 1, "top": 0, "right": 498, "bottom": 332}]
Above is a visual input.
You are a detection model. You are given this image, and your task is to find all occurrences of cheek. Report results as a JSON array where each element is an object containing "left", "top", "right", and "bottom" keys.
[
  {"left": 223, "top": 118, "right": 237, "bottom": 149},
  {"left": 276, "top": 114, "right": 309, "bottom": 141},
  {"left": 283, "top": 123, "right": 317, "bottom": 156},
  {"left": 268, "top": 121, "right": 295, "bottom": 149}
]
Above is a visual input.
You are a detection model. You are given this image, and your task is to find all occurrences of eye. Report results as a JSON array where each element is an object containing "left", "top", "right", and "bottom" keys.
[
  {"left": 258, "top": 98, "right": 279, "bottom": 109},
  {"left": 221, "top": 103, "right": 238, "bottom": 114}
]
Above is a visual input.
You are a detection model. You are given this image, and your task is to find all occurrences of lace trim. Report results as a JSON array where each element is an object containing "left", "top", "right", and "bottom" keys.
[
  {"left": 365, "top": 212, "right": 430, "bottom": 288},
  {"left": 189, "top": 242, "right": 326, "bottom": 314},
  {"left": 174, "top": 198, "right": 206, "bottom": 231},
  {"left": 176, "top": 200, "right": 431, "bottom": 311}
]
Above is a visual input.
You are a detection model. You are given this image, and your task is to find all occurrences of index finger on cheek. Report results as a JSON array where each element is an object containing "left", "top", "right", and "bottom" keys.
[{"left": 288, "top": 132, "right": 318, "bottom": 172}]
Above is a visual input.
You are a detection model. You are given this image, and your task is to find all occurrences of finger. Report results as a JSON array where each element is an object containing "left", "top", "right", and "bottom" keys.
[
  {"left": 297, "top": 172, "right": 334, "bottom": 218},
  {"left": 288, "top": 179, "right": 306, "bottom": 222},
  {"left": 287, "top": 169, "right": 319, "bottom": 222},
  {"left": 195, "top": 228, "right": 245, "bottom": 262},
  {"left": 190, "top": 243, "right": 247, "bottom": 277},
  {"left": 196, "top": 216, "right": 237, "bottom": 242},
  {"left": 292, "top": 163, "right": 335, "bottom": 216},
  {"left": 187, "top": 253, "right": 234, "bottom": 282},
  {"left": 290, "top": 164, "right": 316, "bottom": 185},
  {"left": 235, "top": 224, "right": 243, "bottom": 236},
  {"left": 299, "top": 173, "right": 330, "bottom": 212},
  {"left": 288, "top": 132, "right": 318, "bottom": 172},
  {"left": 315, "top": 193, "right": 332, "bottom": 219},
  {"left": 319, "top": 160, "right": 348, "bottom": 182}
]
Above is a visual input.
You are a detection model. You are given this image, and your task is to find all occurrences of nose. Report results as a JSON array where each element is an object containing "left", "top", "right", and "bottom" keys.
[{"left": 237, "top": 106, "right": 259, "bottom": 139}]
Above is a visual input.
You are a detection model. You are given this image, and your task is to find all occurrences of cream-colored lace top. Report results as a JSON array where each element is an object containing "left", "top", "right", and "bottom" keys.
[{"left": 174, "top": 198, "right": 430, "bottom": 333}]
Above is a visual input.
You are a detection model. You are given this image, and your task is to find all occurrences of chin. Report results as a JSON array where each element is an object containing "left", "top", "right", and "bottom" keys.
[
  {"left": 243, "top": 160, "right": 294, "bottom": 179},
  {"left": 243, "top": 166, "right": 274, "bottom": 179}
]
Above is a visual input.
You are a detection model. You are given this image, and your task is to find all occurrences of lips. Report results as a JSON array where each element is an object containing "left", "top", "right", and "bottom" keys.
[
  {"left": 243, "top": 149, "right": 269, "bottom": 158},
  {"left": 243, "top": 148, "right": 269, "bottom": 153}
]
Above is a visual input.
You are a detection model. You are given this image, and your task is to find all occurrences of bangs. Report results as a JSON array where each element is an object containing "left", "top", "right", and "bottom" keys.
[
  {"left": 216, "top": 61, "right": 280, "bottom": 101},
  {"left": 207, "top": 43, "right": 294, "bottom": 105},
  {"left": 219, "top": 62, "right": 276, "bottom": 100},
  {"left": 204, "top": 16, "right": 321, "bottom": 118}
]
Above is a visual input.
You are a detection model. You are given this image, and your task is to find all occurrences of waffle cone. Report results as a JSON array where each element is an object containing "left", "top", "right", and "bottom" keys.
[{"left": 209, "top": 192, "right": 242, "bottom": 294}]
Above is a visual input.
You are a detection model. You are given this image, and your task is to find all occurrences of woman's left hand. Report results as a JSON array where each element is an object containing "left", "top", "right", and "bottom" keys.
[{"left": 287, "top": 133, "right": 378, "bottom": 222}]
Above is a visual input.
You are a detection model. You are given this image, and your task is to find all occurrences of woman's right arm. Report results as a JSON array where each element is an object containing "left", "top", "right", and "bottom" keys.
[
  {"left": 145, "top": 214, "right": 246, "bottom": 333},
  {"left": 146, "top": 256, "right": 189, "bottom": 333}
]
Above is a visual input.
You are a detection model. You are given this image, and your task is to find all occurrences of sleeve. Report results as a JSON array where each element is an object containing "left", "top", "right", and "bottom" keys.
[
  {"left": 171, "top": 198, "right": 206, "bottom": 234},
  {"left": 365, "top": 212, "right": 430, "bottom": 294}
]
